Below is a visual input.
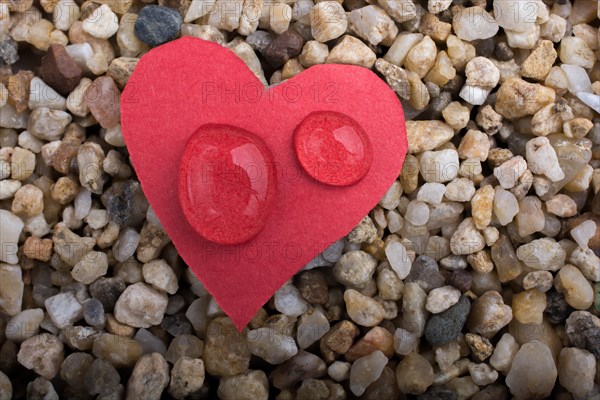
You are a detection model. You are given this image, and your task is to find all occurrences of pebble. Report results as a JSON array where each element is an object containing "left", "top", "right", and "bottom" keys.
[
  {"left": 28, "top": 107, "right": 72, "bottom": 141},
  {"left": 71, "top": 250, "right": 108, "bottom": 284},
  {"left": 457, "top": 129, "right": 489, "bottom": 162},
  {"left": 45, "top": 291, "right": 83, "bottom": 328},
  {"left": 90, "top": 277, "right": 126, "bottom": 311},
  {"left": 326, "top": 35, "right": 376, "bottom": 69},
  {"left": 135, "top": 6, "right": 182, "bottom": 46},
  {"left": 272, "top": 350, "right": 327, "bottom": 389},
  {"left": 168, "top": 357, "right": 205, "bottom": 399},
  {"left": 489, "top": 333, "right": 519, "bottom": 373},
  {"left": 126, "top": 353, "right": 170, "bottom": 400},
  {"left": 506, "top": 342, "right": 557, "bottom": 399},
  {"left": 450, "top": 218, "right": 486, "bottom": 255},
  {"left": 521, "top": 40, "right": 557, "bottom": 81},
  {"left": 40, "top": 44, "right": 82, "bottom": 95},
  {"left": 17, "top": 333, "right": 64, "bottom": 379},
  {"left": 92, "top": 333, "right": 143, "bottom": 367},
  {"left": 570, "top": 246, "right": 600, "bottom": 281},
  {"left": 204, "top": 317, "right": 251, "bottom": 376},
  {"left": 468, "top": 362, "right": 498, "bottom": 385},
  {"left": 545, "top": 194, "right": 577, "bottom": 217},
  {"left": 0, "top": 210, "right": 23, "bottom": 265},
  {"left": 405, "top": 256, "right": 445, "bottom": 293},
  {"left": 26, "top": 377, "right": 59, "bottom": 400},
  {"left": 522, "top": 270, "right": 553, "bottom": 292},
  {"left": 555, "top": 264, "right": 594, "bottom": 309},
  {"left": 218, "top": 370, "right": 269, "bottom": 400},
  {"left": 320, "top": 320, "right": 360, "bottom": 362},
  {"left": 114, "top": 282, "right": 168, "bottom": 328},
  {"left": 405, "top": 36, "right": 437, "bottom": 78},
  {"left": 344, "top": 289, "right": 386, "bottom": 327},
  {"left": 345, "top": 326, "right": 394, "bottom": 361},
  {"left": 559, "top": 36, "right": 595, "bottom": 68},
  {"left": 347, "top": 215, "right": 378, "bottom": 243},
  {"left": 495, "top": 78, "right": 555, "bottom": 119},
  {"left": 558, "top": 347, "right": 595, "bottom": 398},
  {"left": 452, "top": 7, "right": 498, "bottom": 41},
  {"left": 425, "top": 295, "right": 469, "bottom": 345},
  {"left": 349, "top": 350, "right": 388, "bottom": 396},
  {"left": 525, "top": 136, "right": 564, "bottom": 182},
  {"left": 142, "top": 259, "right": 178, "bottom": 294},
  {"left": 444, "top": 178, "right": 475, "bottom": 202},
  {"left": 84, "top": 357, "right": 120, "bottom": 396},
  {"left": 83, "top": 297, "right": 105, "bottom": 328},
  {"left": 471, "top": 185, "right": 494, "bottom": 229},
  {"left": 11, "top": 184, "right": 43, "bottom": 217},
  {"left": 426, "top": 285, "right": 461, "bottom": 313},
  {"left": 299, "top": 40, "right": 328, "bottom": 67},
  {"left": 297, "top": 308, "right": 330, "bottom": 349},
  {"left": 333, "top": 250, "right": 377, "bottom": 289},
  {"left": 274, "top": 283, "right": 308, "bottom": 317},
  {"left": 263, "top": 30, "right": 304, "bottom": 69},
  {"left": 406, "top": 120, "right": 454, "bottom": 154},
  {"left": 310, "top": 2, "right": 347, "bottom": 43},
  {"left": 384, "top": 241, "right": 412, "bottom": 279},
  {"left": 82, "top": 4, "right": 118, "bottom": 39},
  {"left": 515, "top": 196, "right": 546, "bottom": 237},
  {"left": 247, "top": 327, "right": 298, "bottom": 364},
  {"left": 420, "top": 149, "right": 460, "bottom": 183},
  {"left": 165, "top": 334, "right": 203, "bottom": 363},
  {"left": 83, "top": 76, "right": 120, "bottom": 129},
  {"left": 395, "top": 352, "right": 434, "bottom": 395},
  {"left": 467, "top": 291, "right": 513, "bottom": 338},
  {"left": 6, "top": 308, "right": 44, "bottom": 342},
  {"left": 516, "top": 238, "right": 565, "bottom": 271},
  {"left": 511, "top": 289, "right": 547, "bottom": 325}
]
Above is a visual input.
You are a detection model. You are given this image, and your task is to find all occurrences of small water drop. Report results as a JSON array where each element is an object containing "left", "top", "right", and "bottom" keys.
[
  {"left": 179, "top": 124, "right": 277, "bottom": 245},
  {"left": 294, "top": 111, "right": 372, "bottom": 186}
]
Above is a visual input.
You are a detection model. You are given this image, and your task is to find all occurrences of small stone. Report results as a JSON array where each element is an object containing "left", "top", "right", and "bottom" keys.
[
  {"left": 90, "top": 277, "right": 126, "bottom": 312},
  {"left": 168, "top": 357, "right": 205, "bottom": 399},
  {"left": 571, "top": 219, "right": 596, "bottom": 249},
  {"left": 218, "top": 370, "right": 269, "bottom": 400},
  {"left": 320, "top": 320, "right": 360, "bottom": 362},
  {"left": 247, "top": 327, "right": 298, "bottom": 364},
  {"left": 465, "top": 333, "right": 493, "bottom": 361},
  {"left": 28, "top": 77, "right": 66, "bottom": 111},
  {"left": 165, "top": 334, "right": 203, "bottom": 364},
  {"left": 349, "top": 350, "right": 388, "bottom": 396},
  {"left": 506, "top": 342, "right": 557, "bottom": 399},
  {"left": 263, "top": 30, "right": 305, "bottom": 69},
  {"left": 0, "top": 211, "right": 23, "bottom": 265},
  {"left": 450, "top": 218, "right": 485, "bottom": 255},
  {"left": 558, "top": 347, "right": 595, "bottom": 399},
  {"left": 326, "top": 35, "right": 376, "bottom": 69},
  {"left": 60, "top": 353, "right": 93, "bottom": 393},
  {"left": 495, "top": 78, "right": 555, "bottom": 119},
  {"left": 452, "top": 6, "right": 498, "bottom": 41},
  {"left": 82, "top": 4, "right": 118, "bottom": 39},
  {"left": 522, "top": 270, "right": 553, "bottom": 292},
  {"left": 107, "top": 57, "right": 138, "bottom": 88},
  {"left": 296, "top": 270, "right": 328, "bottom": 305},
  {"left": 384, "top": 241, "right": 412, "bottom": 279},
  {"left": 40, "top": 44, "right": 82, "bottom": 95},
  {"left": 11, "top": 184, "right": 43, "bottom": 217},
  {"left": 468, "top": 362, "right": 498, "bottom": 385},
  {"left": 516, "top": 238, "right": 565, "bottom": 271},
  {"left": 344, "top": 289, "right": 385, "bottom": 327},
  {"left": 333, "top": 250, "right": 377, "bottom": 289},
  {"left": 27, "top": 107, "right": 71, "bottom": 142},
  {"left": 420, "top": 149, "right": 460, "bottom": 183},
  {"left": 26, "top": 377, "right": 58, "bottom": 400},
  {"left": 328, "top": 361, "right": 351, "bottom": 381},
  {"left": 84, "top": 358, "right": 120, "bottom": 396},
  {"left": 515, "top": 196, "right": 545, "bottom": 237},
  {"left": 297, "top": 309, "right": 330, "bottom": 349},
  {"left": 521, "top": 40, "right": 557, "bottom": 81},
  {"left": 417, "top": 183, "right": 446, "bottom": 204},
  {"left": 310, "top": 1, "right": 347, "bottom": 43},
  {"left": 405, "top": 256, "right": 445, "bottom": 293},
  {"left": 559, "top": 36, "right": 595, "bottom": 68},
  {"left": 471, "top": 185, "right": 494, "bottom": 229},
  {"left": 135, "top": 5, "right": 182, "bottom": 46},
  {"left": 52, "top": 223, "right": 95, "bottom": 266},
  {"left": 406, "top": 120, "right": 454, "bottom": 153},
  {"left": 511, "top": 289, "right": 546, "bottom": 325},
  {"left": 405, "top": 200, "right": 429, "bottom": 226},
  {"left": 84, "top": 76, "right": 120, "bottom": 129},
  {"left": 71, "top": 251, "right": 108, "bottom": 284},
  {"left": 405, "top": 36, "right": 437, "bottom": 78},
  {"left": 489, "top": 333, "right": 519, "bottom": 373},
  {"left": 555, "top": 264, "right": 594, "bottom": 310},
  {"left": 425, "top": 295, "right": 470, "bottom": 346},
  {"left": 126, "top": 353, "right": 170, "bottom": 400},
  {"left": 142, "top": 259, "right": 178, "bottom": 294},
  {"left": 442, "top": 101, "right": 470, "bottom": 131},
  {"left": 458, "top": 130, "right": 490, "bottom": 162},
  {"left": 83, "top": 298, "right": 105, "bottom": 328},
  {"left": 6, "top": 308, "right": 44, "bottom": 342},
  {"left": 525, "top": 136, "right": 564, "bottom": 182},
  {"left": 348, "top": 215, "right": 378, "bottom": 243},
  {"left": 45, "top": 291, "right": 83, "bottom": 328},
  {"left": 426, "top": 285, "right": 461, "bottom": 313},
  {"left": 17, "top": 333, "right": 64, "bottom": 379},
  {"left": 395, "top": 352, "right": 434, "bottom": 395},
  {"left": 274, "top": 283, "right": 308, "bottom": 317},
  {"left": 272, "top": 350, "right": 327, "bottom": 389},
  {"left": 204, "top": 316, "right": 251, "bottom": 376},
  {"left": 545, "top": 194, "right": 577, "bottom": 217},
  {"left": 114, "top": 282, "right": 168, "bottom": 328},
  {"left": 467, "top": 291, "right": 513, "bottom": 338},
  {"left": 92, "top": 333, "right": 143, "bottom": 368},
  {"left": 299, "top": 40, "right": 328, "bottom": 67}
]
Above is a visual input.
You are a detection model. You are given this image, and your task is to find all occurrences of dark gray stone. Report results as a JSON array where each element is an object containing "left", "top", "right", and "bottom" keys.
[
  {"left": 424, "top": 296, "right": 470, "bottom": 346},
  {"left": 135, "top": 6, "right": 182, "bottom": 47}
]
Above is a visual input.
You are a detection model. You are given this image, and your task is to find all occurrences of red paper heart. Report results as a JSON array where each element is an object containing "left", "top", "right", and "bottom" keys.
[{"left": 121, "top": 37, "right": 407, "bottom": 329}]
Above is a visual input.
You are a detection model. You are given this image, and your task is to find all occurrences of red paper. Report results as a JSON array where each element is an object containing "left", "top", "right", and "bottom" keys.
[{"left": 121, "top": 37, "right": 407, "bottom": 329}]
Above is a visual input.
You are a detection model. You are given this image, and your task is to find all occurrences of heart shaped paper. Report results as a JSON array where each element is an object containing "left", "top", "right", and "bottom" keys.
[{"left": 121, "top": 37, "right": 407, "bottom": 329}]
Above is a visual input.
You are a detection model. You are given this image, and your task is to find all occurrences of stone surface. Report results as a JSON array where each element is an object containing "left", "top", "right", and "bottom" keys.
[
  {"left": 395, "top": 352, "right": 434, "bottom": 395},
  {"left": 506, "top": 342, "right": 557, "bottom": 399},
  {"left": 204, "top": 317, "right": 251, "bottom": 376},
  {"left": 349, "top": 350, "right": 388, "bottom": 396},
  {"left": 40, "top": 44, "right": 82, "bottom": 95},
  {"left": 425, "top": 295, "right": 470, "bottom": 346},
  {"left": 114, "top": 282, "right": 168, "bottom": 328},
  {"left": 17, "top": 333, "right": 64, "bottom": 379},
  {"left": 135, "top": 5, "right": 182, "bottom": 46}
]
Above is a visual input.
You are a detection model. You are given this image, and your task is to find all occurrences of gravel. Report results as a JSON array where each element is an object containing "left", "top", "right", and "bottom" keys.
[{"left": 1, "top": 0, "right": 600, "bottom": 397}]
